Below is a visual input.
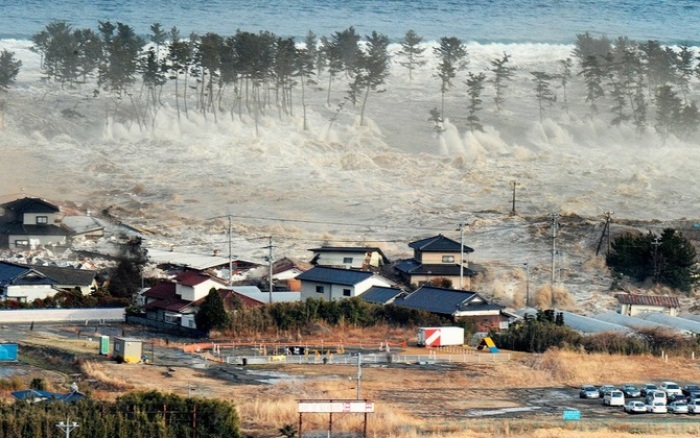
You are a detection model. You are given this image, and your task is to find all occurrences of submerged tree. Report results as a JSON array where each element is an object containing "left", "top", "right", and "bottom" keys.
[
  {"left": 0, "top": 49, "right": 21, "bottom": 91},
  {"left": 531, "top": 71, "right": 556, "bottom": 122},
  {"left": 434, "top": 36, "right": 468, "bottom": 120},
  {"left": 490, "top": 52, "right": 516, "bottom": 113},
  {"left": 397, "top": 29, "right": 426, "bottom": 81},
  {"left": 350, "top": 31, "right": 390, "bottom": 126},
  {"left": 465, "top": 71, "right": 486, "bottom": 132},
  {"left": 557, "top": 58, "right": 573, "bottom": 114}
]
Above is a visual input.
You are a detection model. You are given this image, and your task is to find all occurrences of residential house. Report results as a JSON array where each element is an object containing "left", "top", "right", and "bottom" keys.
[
  {"left": 228, "top": 285, "right": 300, "bottom": 307},
  {"left": 142, "top": 270, "right": 227, "bottom": 325},
  {"left": 297, "top": 266, "right": 393, "bottom": 302},
  {"left": 0, "top": 261, "right": 96, "bottom": 302},
  {"left": 393, "top": 286, "right": 512, "bottom": 331},
  {"left": 309, "top": 246, "right": 389, "bottom": 270},
  {"left": 0, "top": 197, "right": 68, "bottom": 248},
  {"left": 394, "top": 234, "right": 475, "bottom": 289},
  {"left": 616, "top": 293, "right": 680, "bottom": 317},
  {"left": 359, "top": 286, "right": 406, "bottom": 305}
]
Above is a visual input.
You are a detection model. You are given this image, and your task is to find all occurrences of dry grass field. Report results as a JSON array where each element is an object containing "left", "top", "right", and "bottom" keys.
[{"left": 9, "top": 327, "right": 700, "bottom": 437}]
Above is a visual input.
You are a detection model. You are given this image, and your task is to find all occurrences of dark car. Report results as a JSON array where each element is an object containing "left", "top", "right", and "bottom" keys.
[
  {"left": 622, "top": 384, "right": 641, "bottom": 398},
  {"left": 598, "top": 385, "right": 616, "bottom": 397},
  {"left": 641, "top": 383, "right": 658, "bottom": 397},
  {"left": 683, "top": 385, "right": 700, "bottom": 398}
]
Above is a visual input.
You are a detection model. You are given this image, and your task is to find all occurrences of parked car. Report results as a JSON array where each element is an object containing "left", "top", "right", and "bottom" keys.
[
  {"left": 579, "top": 385, "right": 600, "bottom": 399},
  {"left": 683, "top": 385, "right": 700, "bottom": 398},
  {"left": 641, "top": 383, "right": 658, "bottom": 397},
  {"left": 624, "top": 400, "right": 647, "bottom": 414},
  {"left": 645, "top": 390, "right": 667, "bottom": 406},
  {"left": 647, "top": 400, "right": 668, "bottom": 414},
  {"left": 668, "top": 400, "right": 689, "bottom": 414},
  {"left": 660, "top": 381, "right": 683, "bottom": 398},
  {"left": 598, "top": 385, "right": 617, "bottom": 397},
  {"left": 688, "top": 399, "right": 700, "bottom": 414},
  {"left": 604, "top": 390, "right": 625, "bottom": 406},
  {"left": 622, "top": 384, "right": 641, "bottom": 398}
]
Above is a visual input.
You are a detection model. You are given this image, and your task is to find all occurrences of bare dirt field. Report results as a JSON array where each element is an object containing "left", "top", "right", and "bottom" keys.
[{"left": 5, "top": 324, "right": 700, "bottom": 437}]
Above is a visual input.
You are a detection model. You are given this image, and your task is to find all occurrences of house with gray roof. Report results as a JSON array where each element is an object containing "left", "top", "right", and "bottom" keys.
[
  {"left": 616, "top": 293, "right": 680, "bottom": 317},
  {"left": 360, "top": 286, "right": 405, "bottom": 304},
  {"left": 395, "top": 234, "right": 476, "bottom": 289},
  {"left": 393, "top": 286, "right": 512, "bottom": 331},
  {"left": 0, "top": 197, "right": 68, "bottom": 248},
  {"left": 296, "top": 266, "right": 393, "bottom": 302},
  {"left": 309, "top": 246, "right": 389, "bottom": 270}
]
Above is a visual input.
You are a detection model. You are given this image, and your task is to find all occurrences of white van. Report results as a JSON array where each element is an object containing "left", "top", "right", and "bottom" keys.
[
  {"left": 645, "top": 390, "right": 667, "bottom": 406},
  {"left": 604, "top": 390, "right": 625, "bottom": 406}
]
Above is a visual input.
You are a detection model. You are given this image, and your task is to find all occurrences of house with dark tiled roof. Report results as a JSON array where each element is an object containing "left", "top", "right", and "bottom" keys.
[
  {"left": 296, "top": 266, "right": 393, "bottom": 302},
  {"left": 393, "top": 286, "right": 512, "bottom": 331},
  {"left": 616, "top": 293, "right": 680, "bottom": 317},
  {"left": 0, "top": 197, "right": 68, "bottom": 248},
  {"left": 359, "top": 286, "right": 406, "bottom": 305},
  {"left": 394, "top": 234, "right": 476, "bottom": 289},
  {"left": 0, "top": 261, "right": 97, "bottom": 302},
  {"left": 309, "top": 246, "right": 390, "bottom": 270},
  {"left": 12, "top": 388, "right": 85, "bottom": 404}
]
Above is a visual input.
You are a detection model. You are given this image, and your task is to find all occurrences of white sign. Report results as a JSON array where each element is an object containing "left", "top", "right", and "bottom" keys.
[{"left": 298, "top": 401, "right": 374, "bottom": 413}]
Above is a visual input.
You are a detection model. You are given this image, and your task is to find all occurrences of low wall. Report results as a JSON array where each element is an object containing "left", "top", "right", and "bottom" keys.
[
  {"left": 126, "top": 315, "right": 207, "bottom": 338},
  {"left": 0, "top": 308, "right": 125, "bottom": 323}
]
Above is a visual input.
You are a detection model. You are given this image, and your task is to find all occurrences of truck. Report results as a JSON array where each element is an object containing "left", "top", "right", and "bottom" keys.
[{"left": 417, "top": 327, "right": 464, "bottom": 347}]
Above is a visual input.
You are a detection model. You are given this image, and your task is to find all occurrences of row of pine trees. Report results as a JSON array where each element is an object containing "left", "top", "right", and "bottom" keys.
[{"left": 1, "top": 23, "right": 699, "bottom": 140}]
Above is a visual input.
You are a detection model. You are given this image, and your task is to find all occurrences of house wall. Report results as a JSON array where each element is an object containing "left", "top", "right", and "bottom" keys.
[
  {"left": 313, "top": 251, "right": 377, "bottom": 269},
  {"left": 8, "top": 233, "right": 66, "bottom": 248},
  {"left": 619, "top": 303, "right": 677, "bottom": 317},
  {"left": 418, "top": 251, "right": 466, "bottom": 265},
  {"left": 409, "top": 274, "right": 466, "bottom": 289},
  {"left": 23, "top": 212, "right": 58, "bottom": 225},
  {"left": 53, "top": 280, "right": 97, "bottom": 295},
  {"left": 457, "top": 313, "right": 508, "bottom": 332},
  {"left": 3, "top": 285, "right": 57, "bottom": 302},
  {"left": 176, "top": 279, "right": 221, "bottom": 302},
  {"left": 300, "top": 276, "right": 392, "bottom": 302}
]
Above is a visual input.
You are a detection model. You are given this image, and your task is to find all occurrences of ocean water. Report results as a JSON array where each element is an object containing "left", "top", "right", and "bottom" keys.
[{"left": 1, "top": 0, "right": 698, "bottom": 44}]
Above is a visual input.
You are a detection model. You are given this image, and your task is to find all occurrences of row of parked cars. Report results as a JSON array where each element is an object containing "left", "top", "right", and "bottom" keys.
[{"left": 579, "top": 382, "right": 700, "bottom": 414}]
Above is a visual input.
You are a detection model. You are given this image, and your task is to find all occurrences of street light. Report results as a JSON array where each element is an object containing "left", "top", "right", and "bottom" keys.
[{"left": 56, "top": 417, "right": 78, "bottom": 438}]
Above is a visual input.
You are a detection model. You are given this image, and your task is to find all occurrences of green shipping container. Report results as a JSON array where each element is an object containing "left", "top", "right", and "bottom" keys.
[{"left": 100, "top": 336, "right": 110, "bottom": 355}]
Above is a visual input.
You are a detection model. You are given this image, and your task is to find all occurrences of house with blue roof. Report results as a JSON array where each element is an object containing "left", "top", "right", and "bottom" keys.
[
  {"left": 394, "top": 234, "right": 477, "bottom": 289},
  {"left": 393, "top": 285, "right": 514, "bottom": 331},
  {"left": 11, "top": 388, "right": 85, "bottom": 403},
  {"left": 0, "top": 261, "right": 97, "bottom": 302},
  {"left": 296, "top": 266, "right": 393, "bottom": 302}
]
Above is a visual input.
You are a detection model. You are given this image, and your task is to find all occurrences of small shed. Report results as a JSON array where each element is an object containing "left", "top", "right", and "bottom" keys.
[{"left": 113, "top": 337, "right": 142, "bottom": 364}]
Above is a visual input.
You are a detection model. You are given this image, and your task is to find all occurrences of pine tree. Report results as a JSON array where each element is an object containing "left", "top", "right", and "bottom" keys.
[
  {"left": 397, "top": 29, "right": 426, "bottom": 81},
  {"left": 0, "top": 49, "right": 21, "bottom": 91},
  {"left": 352, "top": 31, "right": 390, "bottom": 126},
  {"left": 655, "top": 85, "right": 682, "bottom": 137},
  {"left": 490, "top": 52, "right": 516, "bottom": 113},
  {"left": 195, "top": 288, "right": 230, "bottom": 333},
  {"left": 531, "top": 71, "right": 556, "bottom": 122},
  {"left": 557, "top": 58, "right": 573, "bottom": 114},
  {"left": 434, "top": 36, "right": 468, "bottom": 120},
  {"left": 465, "top": 71, "right": 486, "bottom": 132},
  {"left": 580, "top": 54, "right": 605, "bottom": 113}
]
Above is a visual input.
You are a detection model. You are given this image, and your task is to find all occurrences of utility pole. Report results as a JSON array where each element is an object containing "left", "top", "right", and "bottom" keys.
[
  {"left": 56, "top": 417, "right": 78, "bottom": 438},
  {"left": 265, "top": 236, "right": 274, "bottom": 304},
  {"left": 356, "top": 353, "right": 362, "bottom": 400},
  {"left": 457, "top": 222, "right": 467, "bottom": 289},
  {"left": 524, "top": 263, "right": 530, "bottom": 307},
  {"left": 510, "top": 181, "right": 518, "bottom": 216},
  {"left": 550, "top": 213, "right": 560, "bottom": 306},
  {"left": 652, "top": 236, "right": 661, "bottom": 285},
  {"left": 604, "top": 211, "right": 613, "bottom": 256},
  {"left": 228, "top": 215, "right": 233, "bottom": 286}
]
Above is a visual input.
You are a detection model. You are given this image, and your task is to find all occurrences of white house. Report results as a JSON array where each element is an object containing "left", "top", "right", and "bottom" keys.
[
  {"left": 616, "top": 293, "right": 680, "bottom": 317},
  {"left": 309, "top": 246, "right": 389, "bottom": 270},
  {"left": 175, "top": 270, "right": 227, "bottom": 302},
  {"left": 297, "top": 266, "right": 393, "bottom": 302}
]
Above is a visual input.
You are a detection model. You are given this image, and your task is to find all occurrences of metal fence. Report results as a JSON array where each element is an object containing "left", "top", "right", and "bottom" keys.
[
  {"left": 226, "top": 352, "right": 510, "bottom": 366},
  {"left": 0, "top": 308, "right": 125, "bottom": 323}
]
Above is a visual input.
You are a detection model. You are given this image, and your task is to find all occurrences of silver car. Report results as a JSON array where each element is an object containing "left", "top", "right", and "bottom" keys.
[
  {"left": 579, "top": 385, "right": 600, "bottom": 399},
  {"left": 669, "top": 400, "right": 689, "bottom": 414},
  {"left": 624, "top": 400, "right": 646, "bottom": 414}
]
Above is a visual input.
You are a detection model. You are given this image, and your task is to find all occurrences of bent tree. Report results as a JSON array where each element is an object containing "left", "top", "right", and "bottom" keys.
[{"left": 352, "top": 31, "right": 390, "bottom": 126}]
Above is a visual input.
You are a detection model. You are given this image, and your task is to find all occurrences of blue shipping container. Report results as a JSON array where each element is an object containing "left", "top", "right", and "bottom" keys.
[{"left": 0, "top": 344, "right": 18, "bottom": 361}]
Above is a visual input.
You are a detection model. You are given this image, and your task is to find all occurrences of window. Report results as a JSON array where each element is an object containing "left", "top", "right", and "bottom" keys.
[
  {"left": 343, "top": 257, "right": 353, "bottom": 264},
  {"left": 36, "top": 216, "right": 48, "bottom": 224},
  {"left": 343, "top": 289, "right": 351, "bottom": 297},
  {"left": 14, "top": 240, "right": 29, "bottom": 247},
  {"left": 315, "top": 285, "right": 325, "bottom": 294},
  {"left": 442, "top": 255, "right": 455, "bottom": 263}
]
